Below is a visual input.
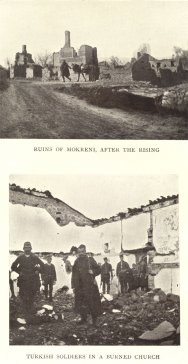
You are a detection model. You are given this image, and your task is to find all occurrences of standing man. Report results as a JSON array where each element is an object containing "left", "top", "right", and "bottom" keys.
[
  {"left": 60, "top": 60, "right": 71, "bottom": 82},
  {"left": 71, "top": 244, "right": 101, "bottom": 326},
  {"left": 138, "top": 256, "right": 148, "bottom": 291},
  {"left": 11, "top": 242, "right": 44, "bottom": 312},
  {"left": 131, "top": 263, "right": 140, "bottom": 290},
  {"left": 116, "top": 253, "right": 131, "bottom": 295},
  {"left": 42, "top": 255, "right": 57, "bottom": 302},
  {"left": 101, "top": 257, "right": 113, "bottom": 294},
  {"left": 68, "top": 246, "right": 78, "bottom": 268}
]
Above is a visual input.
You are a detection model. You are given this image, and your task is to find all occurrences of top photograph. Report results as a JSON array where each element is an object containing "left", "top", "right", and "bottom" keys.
[{"left": 0, "top": 0, "right": 188, "bottom": 140}]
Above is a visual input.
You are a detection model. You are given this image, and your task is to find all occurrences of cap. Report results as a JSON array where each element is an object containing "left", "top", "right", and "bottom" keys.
[
  {"left": 119, "top": 253, "right": 123, "bottom": 257},
  {"left": 78, "top": 244, "right": 86, "bottom": 250},
  {"left": 104, "top": 257, "right": 108, "bottom": 260},
  {"left": 23, "top": 241, "right": 32, "bottom": 249}
]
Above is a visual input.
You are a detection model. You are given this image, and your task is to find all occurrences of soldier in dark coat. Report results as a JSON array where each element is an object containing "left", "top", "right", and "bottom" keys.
[
  {"left": 42, "top": 255, "right": 57, "bottom": 302},
  {"left": 138, "top": 256, "right": 148, "bottom": 291},
  {"left": 71, "top": 244, "right": 101, "bottom": 325},
  {"left": 101, "top": 257, "right": 113, "bottom": 294},
  {"left": 11, "top": 242, "right": 44, "bottom": 312},
  {"left": 131, "top": 263, "right": 140, "bottom": 290},
  {"left": 116, "top": 253, "right": 131, "bottom": 294},
  {"left": 60, "top": 60, "right": 71, "bottom": 82}
]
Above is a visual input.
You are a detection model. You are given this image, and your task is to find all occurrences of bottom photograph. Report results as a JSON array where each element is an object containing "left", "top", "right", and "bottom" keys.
[{"left": 9, "top": 175, "right": 180, "bottom": 346}]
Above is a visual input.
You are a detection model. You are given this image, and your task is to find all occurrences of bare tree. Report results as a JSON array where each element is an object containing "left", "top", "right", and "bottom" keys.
[
  {"left": 173, "top": 46, "right": 183, "bottom": 57},
  {"left": 109, "top": 56, "right": 124, "bottom": 67},
  {"left": 34, "top": 51, "right": 52, "bottom": 67},
  {"left": 4, "top": 57, "right": 13, "bottom": 68},
  {"left": 173, "top": 46, "right": 188, "bottom": 59}
]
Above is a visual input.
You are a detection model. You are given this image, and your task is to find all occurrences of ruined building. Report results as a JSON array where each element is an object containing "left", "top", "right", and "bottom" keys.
[
  {"left": 15, "top": 44, "right": 34, "bottom": 66},
  {"left": 10, "top": 45, "right": 42, "bottom": 79},
  {"left": 9, "top": 184, "right": 179, "bottom": 295},
  {"left": 132, "top": 52, "right": 188, "bottom": 87},
  {"left": 52, "top": 31, "right": 98, "bottom": 73}
]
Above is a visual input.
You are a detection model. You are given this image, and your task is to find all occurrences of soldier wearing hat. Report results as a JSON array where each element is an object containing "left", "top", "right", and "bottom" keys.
[
  {"left": 71, "top": 244, "right": 101, "bottom": 326},
  {"left": 11, "top": 242, "right": 45, "bottom": 312},
  {"left": 116, "top": 253, "right": 131, "bottom": 295},
  {"left": 42, "top": 254, "right": 57, "bottom": 302},
  {"left": 101, "top": 257, "right": 113, "bottom": 294}
]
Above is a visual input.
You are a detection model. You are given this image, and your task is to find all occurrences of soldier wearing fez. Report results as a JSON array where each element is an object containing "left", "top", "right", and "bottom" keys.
[
  {"left": 101, "top": 257, "right": 113, "bottom": 294},
  {"left": 11, "top": 242, "right": 44, "bottom": 312},
  {"left": 42, "top": 254, "right": 57, "bottom": 302},
  {"left": 116, "top": 253, "right": 131, "bottom": 294},
  {"left": 71, "top": 244, "right": 101, "bottom": 326}
]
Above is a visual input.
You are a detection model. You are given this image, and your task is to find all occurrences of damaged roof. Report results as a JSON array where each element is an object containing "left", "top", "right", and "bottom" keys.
[{"left": 9, "top": 184, "right": 178, "bottom": 228}]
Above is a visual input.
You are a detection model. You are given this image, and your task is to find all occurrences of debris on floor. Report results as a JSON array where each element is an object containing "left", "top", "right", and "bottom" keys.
[{"left": 9, "top": 288, "right": 180, "bottom": 345}]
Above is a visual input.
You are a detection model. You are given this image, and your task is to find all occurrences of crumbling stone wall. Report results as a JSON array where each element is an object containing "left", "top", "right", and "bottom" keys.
[
  {"left": 132, "top": 54, "right": 159, "bottom": 84},
  {"left": 9, "top": 185, "right": 93, "bottom": 227},
  {"left": 153, "top": 204, "right": 179, "bottom": 255},
  {"left": 12, "top": 65, "right": 26, "bottom": 78},
  {"left": 52, "top": 31, "right": 98, "bottom": 77},
  {"left": 159, "top": 69, "right": 182, "bottom": 87},
  {"left": 148, "top": 204, "right": 179, "bottom": 294}
]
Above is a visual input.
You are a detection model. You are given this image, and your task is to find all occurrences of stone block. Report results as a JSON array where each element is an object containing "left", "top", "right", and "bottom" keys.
[{"left": 167, "top": 293, "right": 180, "bottom": 303}]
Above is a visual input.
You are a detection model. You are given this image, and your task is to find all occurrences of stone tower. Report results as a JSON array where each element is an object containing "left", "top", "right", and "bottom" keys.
[
  {"left": 22, "top": 45, "right": 27, "bottom": 54},
  {"left": 65, "top": 30, "right": 71, "bottom": 47}
]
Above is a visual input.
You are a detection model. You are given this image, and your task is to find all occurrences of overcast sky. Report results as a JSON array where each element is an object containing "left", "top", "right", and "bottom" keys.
[{"left": 1, "top": 0, "right": 188, "bottom": 66}]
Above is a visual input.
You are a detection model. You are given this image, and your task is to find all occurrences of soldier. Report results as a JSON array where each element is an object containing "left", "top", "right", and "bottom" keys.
[
  {"left": 71, "top": 244, "right": 101, "bottom": 326},
  {"left": 11, "top": 242, "right": 44, "bottom": 312},
  {"left": 42, "top": 255, "right": 57, "bottom": 302},
  {"left": 131, "top": 263, "right": 140, "bottom": 290},
  {"left": 116, "top": 253, "right": 131, "bottom": 294},
  {"left": 101, "top": 257, "right": 113, "bottom": 294},
  {"left": 138, "top": 256, "right": 148, "bottom": 291}
]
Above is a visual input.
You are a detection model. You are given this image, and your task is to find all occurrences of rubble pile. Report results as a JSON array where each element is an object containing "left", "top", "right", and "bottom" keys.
[
  {"left": 9, "top": 288, "right": 180, "bottom": 346},
  {"left": 160, "top": 85, "right": 188, "bottom": 115},
  {"left": 56, "top": 81, "right": 188, "bottom": 117}
]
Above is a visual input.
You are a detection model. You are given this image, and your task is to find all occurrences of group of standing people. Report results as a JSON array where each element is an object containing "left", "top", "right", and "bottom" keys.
[
  {"left": 10, "top": 242, "right": 57, "bottom": 311},
  {"left": 10, "top": 242, "right": 102, "bottom": 325},
  {"left": 10, "top": 242, "right": 148, "bottom": 325},
  {"left": 100, "top": 253, "right": 148, "bottom": 295}
]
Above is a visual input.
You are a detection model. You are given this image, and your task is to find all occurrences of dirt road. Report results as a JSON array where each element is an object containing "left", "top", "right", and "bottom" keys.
[{"left": 0, "top": 80, "right": 187, "bottom": 139}]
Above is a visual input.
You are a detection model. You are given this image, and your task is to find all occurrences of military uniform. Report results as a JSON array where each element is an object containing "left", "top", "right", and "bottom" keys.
[
  {"left": 72, "top": 253, "right": 101, "bottom": 323},
  {"left": 101, "top": 261, "right": 113, "bottom": 294},
  {"left": 11, "top": 253, "right": 44, "bottom": 311},
  {"left": 116, "top": 260, "right": 131, "bottom": 294},
  {"left": 42, "top": 263, "right": 56, "bottom": 301}
]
